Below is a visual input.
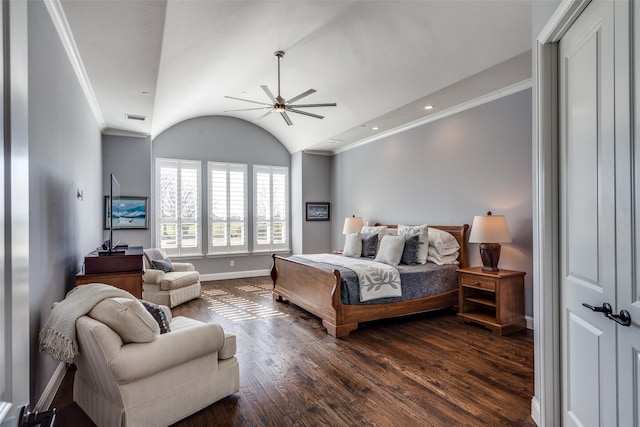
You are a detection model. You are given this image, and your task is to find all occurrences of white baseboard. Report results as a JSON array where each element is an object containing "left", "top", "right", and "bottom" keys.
[
  {"left": 200, "top": 269, "right": 271, "bottom": 282},
  {"left": 531, "top": 396, "right": 541, "bottom": 426},
  {"left": 35, "top": 362, "right": 68, "bottom": 411},
  {"left": 526, "top": 315, "right": 534, "bottom": 330}
]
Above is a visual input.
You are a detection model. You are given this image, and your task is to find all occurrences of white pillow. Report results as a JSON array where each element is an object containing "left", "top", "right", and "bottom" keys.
[
  {"left": 427, "top": 246, "right": 460, "bottom": 265},
  {"left": 361, "top": 226, "right": 388, "bottom": 243},
  {"left": 343, "top": 232, "right": 362, "bottom": 258},
  {"left": 374, "top": 235, "right": 406, "bottom": 265},
  {"left": 89, "top": 297, "right": 160, "bottom": 343},
  {"left": 428, "top": 227, "right": 460, "bottom": 253},
  {"left": 398, "top": 224, "right": 429, "bottom": 264}
]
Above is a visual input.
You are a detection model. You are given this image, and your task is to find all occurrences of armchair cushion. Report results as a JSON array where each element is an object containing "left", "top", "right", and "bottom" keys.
[
  {"left": 88, "top": 297, "right": 159, "bottom": 344},
  {"left": 159, "top": 271, "right": 200, "bottom": 291},
  {"left": 140, "top": 300, "right": 171, "bottom": 333},
  {"left": 109, "top": 321, "right": 226, "bottom": 383}
]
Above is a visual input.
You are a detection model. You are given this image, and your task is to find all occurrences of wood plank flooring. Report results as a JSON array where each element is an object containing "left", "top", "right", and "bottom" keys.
[{"left": 51, "top": 277, "right": 535, "bottom": 426}]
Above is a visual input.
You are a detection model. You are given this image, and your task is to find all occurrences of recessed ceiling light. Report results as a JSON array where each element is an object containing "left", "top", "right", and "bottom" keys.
[
  {"left": 424, "top": 105, "right": 434, "bottom": 110},
  {"left": 141, "top": 91, "right": 151, "bottom": 96},
  {"left": 372, "top": 126, "right": 379, "bottom": 130},
  {"left": 328, "top": 139, "right": 342, "bottom": 144},
  {"left": 125, "top": 114, "right": 146, "bottom": 121}
]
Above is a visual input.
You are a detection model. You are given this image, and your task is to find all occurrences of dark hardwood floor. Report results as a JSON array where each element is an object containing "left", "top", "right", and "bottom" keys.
[{"left": 51, "top": 277, "right": 535, "bottom": 426}]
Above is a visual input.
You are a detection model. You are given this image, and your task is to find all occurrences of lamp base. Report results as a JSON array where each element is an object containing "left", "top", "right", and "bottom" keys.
[{"left": 479, "top": 243, "right": 501, "bottom": 272}]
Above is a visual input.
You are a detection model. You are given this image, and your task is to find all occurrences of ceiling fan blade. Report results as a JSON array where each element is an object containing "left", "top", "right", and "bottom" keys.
[
  {"left": 224, "top": 95, "right": 271, "bottom": 107},
  {"left": 224, "top": 107, "right": 271, "bottom": 112},
  {"left": 288, "top": 103, "right": 337, "bottom": 108},
  {"left": 280, "top": 111, "right": 293, "bottom": 126},
  {"left": 255, "top": 110, "right": 274, "bottom": 121},
  {"left": 286, "top": 89, "right": 316, "bottom": 104},
  {"left": 287, "top": 108, "right": 325, "bottom": 120},
  {"left": 261, "top": 85, "right": 277, "bottom": 103}
]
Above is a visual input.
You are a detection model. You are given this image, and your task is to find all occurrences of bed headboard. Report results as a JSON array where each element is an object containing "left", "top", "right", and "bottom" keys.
[{"left": 374, "top": 223, "right": 470, "bottom": 268}]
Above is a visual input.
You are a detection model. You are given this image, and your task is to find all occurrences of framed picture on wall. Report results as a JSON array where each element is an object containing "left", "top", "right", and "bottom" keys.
[
  {"left": 104, "top": 196, "right": 149, "bottom": 229},
  {"left": 305, "top": 202, "right": 330, "bottom": 221}
]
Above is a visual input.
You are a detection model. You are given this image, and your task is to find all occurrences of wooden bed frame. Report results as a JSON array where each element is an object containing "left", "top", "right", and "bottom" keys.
[{"left": 271, "top": 224, "right": 469, "bottom": 337}]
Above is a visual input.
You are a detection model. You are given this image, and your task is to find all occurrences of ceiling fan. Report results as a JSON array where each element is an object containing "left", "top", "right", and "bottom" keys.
[{"left": 224, "top": 50, "right": 337, "bottom": 126}]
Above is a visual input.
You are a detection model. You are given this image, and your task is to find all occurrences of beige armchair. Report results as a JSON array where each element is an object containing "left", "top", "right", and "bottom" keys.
[
  {"left": 142, "top": 248, "right": 201, "bottom": 307},
  {"left": 74, "top": 297, "right": 239, "bottom": 427}
]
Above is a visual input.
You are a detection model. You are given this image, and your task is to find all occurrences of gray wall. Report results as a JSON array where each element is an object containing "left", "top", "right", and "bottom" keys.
[
  {"left": 102, "top": 134, "right": 152, "bottom": 248},
  {"left": 331, "top": 89, "right": 534, "bottom": 316},
  {"left": 28, "top": 0, "right": 103, "bottom": 403},
  {"left": 151, "top": 116, "right": 291, "bottom": 274},
  {"left": 293, "top": 152, "right": 332, "bottom": 254}
]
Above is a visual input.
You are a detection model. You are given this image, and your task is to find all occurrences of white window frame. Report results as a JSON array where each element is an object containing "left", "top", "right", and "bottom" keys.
[
  {"left": 207, "top": 162, "right": 248, "bottom": 254},
  {"left": 155, "top": 158, "right": 202, "bottom": 257},
  {"left": 253, "top": 165, "right": 289, "bottom": 252}
]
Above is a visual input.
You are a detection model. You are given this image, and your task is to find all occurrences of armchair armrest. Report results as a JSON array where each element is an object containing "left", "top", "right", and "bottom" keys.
[
  {"left": 110, "top": 322, "right": 225, "bottom": 382},
  {"left": 172, "top": 262, "right": 194, "bottom": 272},
  {"left": 143, "top": 269, "right": 165, "bottom": 284}
]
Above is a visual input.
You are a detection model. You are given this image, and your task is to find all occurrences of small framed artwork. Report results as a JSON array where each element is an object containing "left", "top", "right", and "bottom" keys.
[
  {"left": 305, "top": 202, "right": 330, "bottom": 221},
  {"left": 104, "top": 196, "right": 149, "bottom": 229}
]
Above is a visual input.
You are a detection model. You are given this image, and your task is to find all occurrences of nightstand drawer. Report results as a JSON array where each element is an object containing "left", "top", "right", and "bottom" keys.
[{"left": 460, "top": 274, "right": 496, "bottom": 291}]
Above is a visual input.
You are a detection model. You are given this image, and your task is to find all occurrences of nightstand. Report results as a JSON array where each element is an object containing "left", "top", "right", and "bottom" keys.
[{"left": 457, "top": 267, "right": 525, "bottom": 335}]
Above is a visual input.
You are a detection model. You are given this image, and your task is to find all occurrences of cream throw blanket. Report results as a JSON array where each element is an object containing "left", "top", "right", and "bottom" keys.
[
  {"left": 296, "top": 254, "right": 402, "bottom": 302},
  {"left": 39, "top": 283, "right": 136, "bottom": 362}
]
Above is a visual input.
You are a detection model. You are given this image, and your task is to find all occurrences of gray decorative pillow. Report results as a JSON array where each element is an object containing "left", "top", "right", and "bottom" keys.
[
  {"left": 343, "top": 232, "right": 362, "bottom": 258},
  {"left": 374, "top": 235, "right": 406, "bottom": 265},
  {"left": 152, "top": 258, "right": 174, "bottom": 272},
  {"left": 360, "top": 233, "right": 379, "bottom": 258},
  {"left": 141, "top": 300, "right": 171, "bottom": 334},
  {"left": 400, "top": 235, "right": 421, "bottom": 265},
  {"left": 398, "top": 224, "right": 429, "bottom": 264}
]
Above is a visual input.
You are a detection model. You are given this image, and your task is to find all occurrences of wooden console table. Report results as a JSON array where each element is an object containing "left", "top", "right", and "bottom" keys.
[{"left": 76, "top": 246, "right": 144, "bottom": 298}]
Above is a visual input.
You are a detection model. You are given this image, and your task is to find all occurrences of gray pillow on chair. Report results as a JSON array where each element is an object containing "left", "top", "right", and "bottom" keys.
[{"left": 152, "top": 258, "right": 174, "bottom": 272}]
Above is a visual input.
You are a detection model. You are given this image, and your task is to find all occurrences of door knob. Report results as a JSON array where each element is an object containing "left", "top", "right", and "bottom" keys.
[
  {"left": 582, "top": 302, "right": 632, "bottom": 327},
  {"left": 582, "top": 302, "right": 612, "bottom": 314}
]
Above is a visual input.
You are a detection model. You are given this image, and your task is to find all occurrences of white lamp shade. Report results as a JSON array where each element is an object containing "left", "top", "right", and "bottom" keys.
[
  {"left": 468, "top": 214, "right": 512, "bottom": 243},
  {"left": 342, "top": 216, "right": 364, "bottom": 234}
]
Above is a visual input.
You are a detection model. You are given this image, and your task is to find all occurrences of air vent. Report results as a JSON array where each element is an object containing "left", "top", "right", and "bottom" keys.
[{"left": 125, "top": 114, "right": 146, "bottom": 121}]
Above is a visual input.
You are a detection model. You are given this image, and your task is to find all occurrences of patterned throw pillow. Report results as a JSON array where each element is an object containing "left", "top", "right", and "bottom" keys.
[
  {"left": 141, "top": 300, "right": 171, "bottom": 334},
  {"left": 400, "top": 235, "right": 421, "bottom": 265},
  {"left": 152, "top": 258, "right": 174, "bottom": 272},
  {"left": 398, "top": 224, "right": 429, "bottom": 264}
]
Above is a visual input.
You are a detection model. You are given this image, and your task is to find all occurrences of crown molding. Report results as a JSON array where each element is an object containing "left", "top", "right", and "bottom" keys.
[
  {"left": 332, "top": 78, "right": 532, "bottom": 155},
  {"left": 44, "top": 0, "right": 106, "bottom": 130}
]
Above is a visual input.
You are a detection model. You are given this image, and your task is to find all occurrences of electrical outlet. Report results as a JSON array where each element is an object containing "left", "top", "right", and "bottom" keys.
[{"left": 230, "top": 260, "right": 235, "bottom": 267}]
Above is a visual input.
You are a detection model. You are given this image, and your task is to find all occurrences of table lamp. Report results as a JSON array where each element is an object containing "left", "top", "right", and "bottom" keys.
[
  {"left": 342, "top": 215, "right": 364, "bottom": 235},
  {"left": 468, "top": 211, "right": 512, "bottom": 272}
]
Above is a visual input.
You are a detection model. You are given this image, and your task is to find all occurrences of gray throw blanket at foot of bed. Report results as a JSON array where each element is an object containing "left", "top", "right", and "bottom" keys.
[{"left": 39, "top": 283, "right": 137, "bottom": 362}]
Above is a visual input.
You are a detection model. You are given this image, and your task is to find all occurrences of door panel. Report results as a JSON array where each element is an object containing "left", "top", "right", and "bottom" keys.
[
  {"left": 560, "top": 1, "right": 616, "bottom": 426},
  {"left": 567, "top": 312, "right": 604, "bottom": 424}
]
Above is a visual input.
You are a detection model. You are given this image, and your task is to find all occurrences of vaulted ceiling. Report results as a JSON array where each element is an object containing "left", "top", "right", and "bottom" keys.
[{"left": 57, "top": 0, "right": 532, "bottom": 154}]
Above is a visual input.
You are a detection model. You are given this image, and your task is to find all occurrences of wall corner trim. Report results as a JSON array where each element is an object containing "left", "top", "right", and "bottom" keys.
[{"left": 43, "top": 0, "right": 106, "bottom": 131}]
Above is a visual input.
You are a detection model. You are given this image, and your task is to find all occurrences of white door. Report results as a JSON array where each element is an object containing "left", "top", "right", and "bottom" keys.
[
  {"left": 559, "top": 0, "right": 618, "bottom": 426},
  {"left": 617, "top": 4, "right": 640, "bottom": 426}
]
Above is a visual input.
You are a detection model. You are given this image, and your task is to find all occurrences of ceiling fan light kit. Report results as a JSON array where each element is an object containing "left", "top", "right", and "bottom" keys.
[{"left": 225, "top": 50, "right": 337, "bottom": 126}]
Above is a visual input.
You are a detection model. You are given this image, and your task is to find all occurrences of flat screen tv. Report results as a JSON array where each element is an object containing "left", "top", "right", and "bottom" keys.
[{"left": 99, "top": 173, "right": 125, "bottom": 255}]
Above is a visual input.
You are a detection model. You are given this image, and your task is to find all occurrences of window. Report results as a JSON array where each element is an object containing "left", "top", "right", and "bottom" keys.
[
  {"left": 254, "top": 165, "right": 289, "bottom": 251},
  {"left": 208, "top": 162, "right": 247, "bottom": 254},
  {"left": 156, "top": 158, "right": 201, "bottom": 256}
]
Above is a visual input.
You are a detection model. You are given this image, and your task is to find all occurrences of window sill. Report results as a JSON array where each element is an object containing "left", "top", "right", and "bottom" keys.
[
  {"left": 206, "top": 252, "right": 250, "bottom": 259},
  {"left": 251, "top": 249, "right": 291, "bottom": 255}
]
